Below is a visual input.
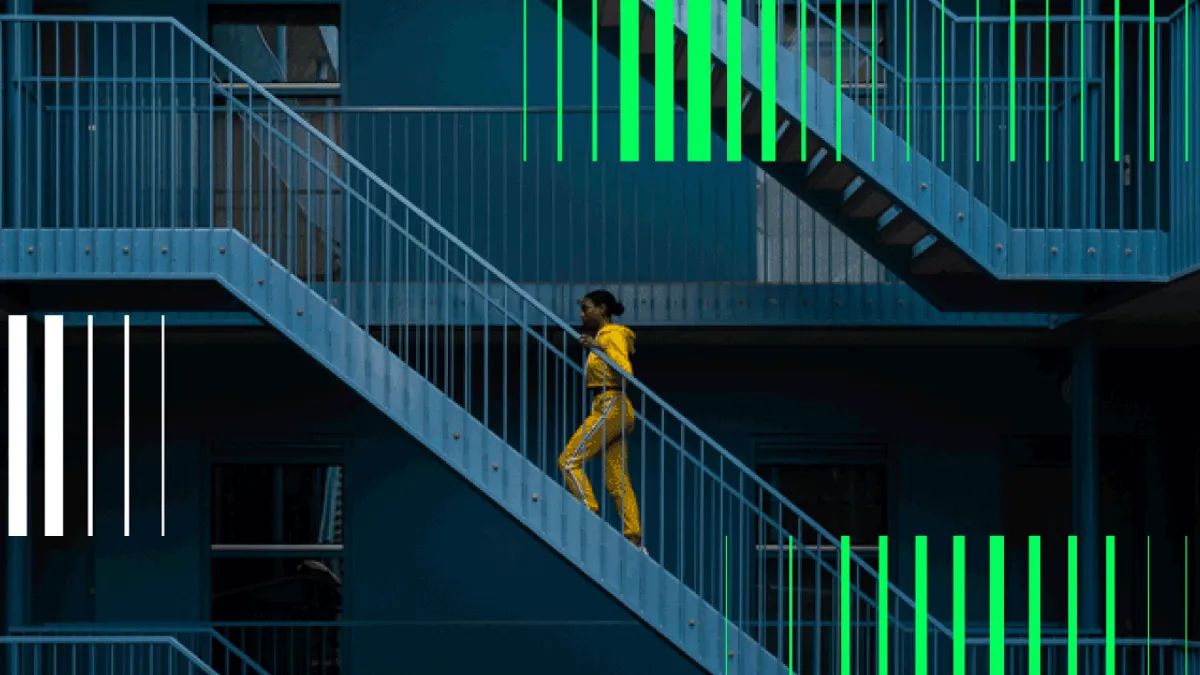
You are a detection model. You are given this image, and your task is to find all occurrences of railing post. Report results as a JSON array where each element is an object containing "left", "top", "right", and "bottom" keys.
[
  {"left": 1070, "top": 323, "right": 1100, "bottom": 633},
  {"left": 2, "top": 0, "right": 32, "bottom": 230}
]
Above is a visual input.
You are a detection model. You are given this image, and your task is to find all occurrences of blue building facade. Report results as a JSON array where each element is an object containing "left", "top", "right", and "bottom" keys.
[{"left": 1, "top": 0, "right": 1198, "bottom": 672}]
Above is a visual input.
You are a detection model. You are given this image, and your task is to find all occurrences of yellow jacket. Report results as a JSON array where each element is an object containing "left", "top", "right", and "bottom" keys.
[{"left": 585, "top": 324, "right": 636, "bottom": 389}]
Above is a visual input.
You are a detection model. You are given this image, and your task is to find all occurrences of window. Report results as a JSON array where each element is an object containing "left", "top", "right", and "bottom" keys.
[
  {"left": 208, "top": 4, "right": 341, "bottom": 96},
  {"left": 752, "top": 442, "right": 889, "bottom": 660},
  {"left": 209, "top": 455, "right": 344, "bottom": 672}
]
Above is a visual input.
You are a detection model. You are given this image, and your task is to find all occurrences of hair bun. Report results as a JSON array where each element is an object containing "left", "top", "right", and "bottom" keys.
[{"left": 611, "top": 302, "right": 626, "bottom": 317}]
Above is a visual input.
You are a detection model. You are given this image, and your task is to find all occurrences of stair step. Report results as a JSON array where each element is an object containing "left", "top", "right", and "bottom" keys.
[
  {"left": 912, "top": 238, "right": 976, "bottom": 275},
  {"left": 877, "top": 210, "right": 930, "bottom": 247}
]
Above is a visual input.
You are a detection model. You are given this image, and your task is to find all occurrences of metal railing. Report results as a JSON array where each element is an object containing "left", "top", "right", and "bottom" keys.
[
  {"left": 0, "top": 635, "right": 224, "bottom": 675},
  {"left": 17, "top": 623, "right": 1200, "bottom": 675},
  {"left": 736, "top": 0, "right": 1197, "bottom": 274},
  {"left": 1, "top": 14, "right": 936, "bottom": 670},
  {"left": 221, "top": 102, "right": 894, "bottom": 287}
]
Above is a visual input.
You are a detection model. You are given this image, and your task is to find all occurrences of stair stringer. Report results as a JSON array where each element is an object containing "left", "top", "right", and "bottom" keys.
[
  {"left": 215, "top": 229, "right": 788, "bottom": 675},
  {"left": 627, "top": 0, "right": 1013, "bottom": 277}
]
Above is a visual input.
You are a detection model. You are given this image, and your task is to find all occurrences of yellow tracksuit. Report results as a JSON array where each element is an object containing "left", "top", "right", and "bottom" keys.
[{"left": 557, "top": 324, "right": 642, "bottom": 542}]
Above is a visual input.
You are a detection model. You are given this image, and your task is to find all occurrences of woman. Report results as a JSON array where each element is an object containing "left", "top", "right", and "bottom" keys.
[{"left": 557, "top": 290, "right": 646, "bottom": 553}]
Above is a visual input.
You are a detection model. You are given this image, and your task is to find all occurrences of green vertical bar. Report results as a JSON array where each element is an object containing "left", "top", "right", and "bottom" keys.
[
  {"left": 1008, "top": 0, "right": 1016, "bottom": 161},
  {"left": 656, "top": 0, "right": 675, "bottom": 161},
  {"left": 523, "top": 0, "right": 528, "bottom": 162},
  {"left": 727, "top": 0, "right": 742, "bottom": 160},
  {"left": 990, "top": 537, "right": 1004, "bottom": 675},
  {"left": 871, "top": 0, "right": 877, "bottom": 160},
  {"left": 916, "top": 536, "right": 928, "bottom": 675},
  {"left": 1113, "top": 0, "right": 1120, "bottom": 162},
  {"left": 800, "top": 0, "right": 807, "bottom": 158},
  {"left": 1149, "top": 0, "right": 1155, "bottom": 162},
  {"left": 879, "top": 536, "right": 888, "bottom": 675},
  {"left": 592, "top": 0, "right": 598, "bottom": 162},
  {"left": 688, "top": 0, "right": 712, "bottom": 161},
  {"left": 905, "top": 0, "right": 911, "bottom": 161},
  {"left": 1106, "top": 536, "right": 1116, "bottom": 675},
  {"left": 954, "top": 536, "right": 965, "bottom": 675},
  {"left": 1068, "top": 536, "right": 1078, "bottom": 675},
  {"left": 841, "top": 536, "right": 851, "bottom": 675},
  {"left": 939, "top": 2, "right": 946, "bottom": 162},
  {"left": 762, "top": 0, "right": 777, "bottom": 161},
  {"left": 557, "top": 0, "right": 563, "bottom": 162},
  {"left": 620, "top": 0, "right": 639, "bottom": 161},
  {"left": 835, "top": 0, "right": 843, "bottom": 160},
  {"left": 789, "top": 537, "right": 795, "bottom": 674},
  {"left": 1030, "top": 536, "right": 1041, "bottom": 675}
]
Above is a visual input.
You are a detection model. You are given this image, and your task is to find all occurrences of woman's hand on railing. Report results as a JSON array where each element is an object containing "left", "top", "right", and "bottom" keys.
[{"left": 579, "top": 335, "right": 603, "bottom": 352}]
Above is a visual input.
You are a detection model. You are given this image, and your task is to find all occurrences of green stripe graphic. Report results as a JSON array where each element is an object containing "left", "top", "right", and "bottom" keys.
[
  {"left": 842, "top": 535, "right": 851, "bottom": 675},
  {"left": 1068, "top": 536, "right": 1078, "bottom": 675},
  {"left": 789, "top": 536, "right": 795, "bottom": 674},
  {"left": 592, "top": 0, "right": 598, "bottom": 161},
  {"left": 620, "top": 0, "right": 639, "bottom": 161},
  {"left": 727, "top": 0, "right": 742, "bottom": 160},
  {"left": 523, "top": 0, "right": 528, "bottom": 162},
  {"left": 879, "top": 535, "right": 888, "bottom": 675},
  {"left": 990, "top": 536, "right": 1004, "bottom": 675},
  {"left": 762, "top": 0, "right": 777, "bottom": 161},
  {"left": 1107, "top": 536, "right": 1116, "bottom": 675},
  {"left": 656, "top": 0, "right": 675, "bottom": 161},
  {"left": 557, "top": 0, "right": 563, "bottom": 162},
  {"left": 916, "top": 536, "right": 928, "bottom": 675},
  {"left": 954, "top": 536, "right": 965, "bottom": 675},
  {"left": 1030, "top": 536, "right": 1041, "bottom": 675},
  {"left": 1150, "top": 0, "right": 1156, "bottom": 162},
  {"left": 688, "top": 0, "right": 712, "bottom": 161}
]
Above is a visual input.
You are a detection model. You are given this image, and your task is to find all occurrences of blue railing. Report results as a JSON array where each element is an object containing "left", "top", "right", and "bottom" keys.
[
  {"left": 16, "top": 623, "right": 1200, "bottom": 675},
  {"left": 0, "top": 12, "right": 1189, "bottom": 673},
  {"left": 0, "top": 635, "right": 223, "bottom": 675},
  {"left": 12, "top": 627, "right": 273, "bottom": 675},
  {"left": 732, "top": 0, "right": 1199, "bottom": 276},
  {"left": 0, "top": 13, "right": 934, "bottom": 670}
]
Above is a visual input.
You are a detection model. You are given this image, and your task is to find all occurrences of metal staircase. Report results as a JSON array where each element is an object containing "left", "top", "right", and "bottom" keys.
[
  {"left": 0, "top": 13, "right": 936, "bottom": 674},
  {"left": 4, "top": 12, "right": 1197, "bottom": 675},
  {"left": 549, "top": 0, "right": 1191, "bottom": 312}
]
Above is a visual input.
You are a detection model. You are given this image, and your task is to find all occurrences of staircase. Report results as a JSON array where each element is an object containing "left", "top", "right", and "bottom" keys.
[
  {"left": 548, "top": 0, "right": 1186, "bottom": 312},
  {"left": 0, "top": 13, "right": 940, "bottom": 674},
  {"left": 5, "top": 12, "right": 1196, "bottom": 675}
]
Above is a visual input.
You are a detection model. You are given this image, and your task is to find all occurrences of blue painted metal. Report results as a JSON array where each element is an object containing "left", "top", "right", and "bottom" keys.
[
  {"left": 0, "top": 635, "right": 224, "bottom": 675},
  {"left": 0, "top": 12, "right": 1188, "bottom": 675},
  {"left": 563, "top": 0, "right": 1198, "bottom": 283},
  {"left": 17, "top": 622, "right": 1200, "bottom": 675}
]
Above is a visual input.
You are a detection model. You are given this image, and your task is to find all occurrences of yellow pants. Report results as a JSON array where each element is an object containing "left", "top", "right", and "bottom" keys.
[{"left": 557, "top": 391, "right": 642, "bottom": 542}]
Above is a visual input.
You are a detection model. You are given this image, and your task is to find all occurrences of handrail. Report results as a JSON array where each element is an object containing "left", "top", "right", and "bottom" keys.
[
  {"left": 0, "top": 635, "right": 223, "bottom": 675},
  {"left": 11, "top": 625, "right": 274, "bottom": 675}
]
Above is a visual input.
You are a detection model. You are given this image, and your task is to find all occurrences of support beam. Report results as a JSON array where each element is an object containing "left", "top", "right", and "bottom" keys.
[{"left": 1071, "top": 324, "right": 1100, "bottom": 632}]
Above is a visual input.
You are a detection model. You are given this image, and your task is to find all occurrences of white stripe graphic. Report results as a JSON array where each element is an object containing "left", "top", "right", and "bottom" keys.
[
  {"left": 123, "top": 314, "right": 130, "bottom": 537},
  {"left": 160, "top": 315, "right": 165, "bottom": 536},
  {"left": 44, "top": 315, "right": 64, "bottom": 537},
  {"left": 8, "top": 315, "right": 28, "bottom": 537},
  {"left": 88, "top": 314, "right": 94, "bottom": 537}
]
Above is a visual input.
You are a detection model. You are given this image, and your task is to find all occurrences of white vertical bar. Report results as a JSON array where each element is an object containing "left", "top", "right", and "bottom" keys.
[
  {"left": 160, "top": 315, "right": 165, "bottom": 536},
  {"left": 44, "top": 315, "right": 64, "bottom": 537},
  {"left": 124, "top": 314, "right": 130, "bottom": 537},
  {"left": 88, "top": 314, "right": 94, "bottom": 537},
  {"left": 8, "top": 315, "right": 28, "bottom": 537}
]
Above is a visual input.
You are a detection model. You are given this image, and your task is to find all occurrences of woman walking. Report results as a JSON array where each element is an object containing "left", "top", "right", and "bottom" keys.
[{"left": 558, "top": 290, "right": 647, "bottom": 553}]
